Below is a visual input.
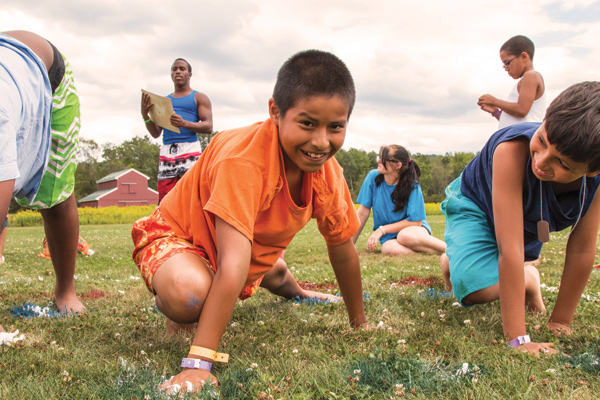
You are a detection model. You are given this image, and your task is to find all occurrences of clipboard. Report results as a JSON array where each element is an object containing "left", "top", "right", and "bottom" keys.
[{"left": 141, "top": 89, "right": 180, "bottom": 133}]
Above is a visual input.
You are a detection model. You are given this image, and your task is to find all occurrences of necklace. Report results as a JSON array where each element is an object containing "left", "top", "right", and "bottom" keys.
[{"left": 538, "top": 177, "right": 587, "bottom": 243}]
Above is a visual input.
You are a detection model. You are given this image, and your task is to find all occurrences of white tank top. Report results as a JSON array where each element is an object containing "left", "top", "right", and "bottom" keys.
[{"left": 498, "top": 74, "right": 546, "bottom": 129}]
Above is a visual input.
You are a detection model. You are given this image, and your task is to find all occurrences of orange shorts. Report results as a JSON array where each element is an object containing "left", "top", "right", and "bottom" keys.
[{"left": 131, "top": 207, "right": 261, "bottom": 300}]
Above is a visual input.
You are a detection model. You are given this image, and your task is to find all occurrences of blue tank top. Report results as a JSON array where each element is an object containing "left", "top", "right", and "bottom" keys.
[
  {"left": 461, "top": 122, "right": 600, "bottom": 260},
  {"left": 163, "top": 90, "right": 199, "bottom": 144}
]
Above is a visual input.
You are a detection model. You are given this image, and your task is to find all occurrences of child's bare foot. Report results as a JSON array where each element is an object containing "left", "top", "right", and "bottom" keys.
[
  {"left": 300, "top": 289, "right": 342, "bottom": 303},
  {"left": 166, "top": 318, "right": 197, "bottom": 337},
  {"left": 440, "top": 253, "right": 452, "bottom": 292},
  {"left": 524, "top": 256, "right": 541, "bottom": 267},
  {"left": 55, "top": 287, "right": 86, "bottom": 314},
  {"left": 547, "top": 321, "right": 572, "bottom": 336},
  {"left": 524, "top": 265, "right": 546, "bottom": 313}
]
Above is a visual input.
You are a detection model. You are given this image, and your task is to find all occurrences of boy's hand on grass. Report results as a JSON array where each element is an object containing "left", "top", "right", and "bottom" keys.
[
  {"left": 547, "top": 321, "right": 572, "bottom": 336},
  {"left": 513, "top": 341, "right": 558, "bottom": 357},
  {"left": 160, "top": 368, "right": 218, "bottom": 395}
]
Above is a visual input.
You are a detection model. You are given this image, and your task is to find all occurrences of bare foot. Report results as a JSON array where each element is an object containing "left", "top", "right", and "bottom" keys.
[
  {"left": 547, "top": 321, "right": 572, "bottom": 336},
  {"left": 300, "top": 289, "right": 342, "bottom": 303},
  {"left": 166, "top": 318, "right": 197, "bottom": 337},
  {"left": 55, "top": 287, "right": 86, "bottom": 314},
  {"left": 524, "top": 265, "right": 546, "bottom": 313},
  {"left": 524, "top": 256, "right": 541, "bottom": 267},
  {"left": 440, "top": 253, "right": 452, "bottom": 292}
]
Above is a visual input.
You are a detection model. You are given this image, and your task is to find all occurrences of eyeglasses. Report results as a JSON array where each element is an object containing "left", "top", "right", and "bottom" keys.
[{"left": 502, "top": 56, "right": 518, "bottom": 70}]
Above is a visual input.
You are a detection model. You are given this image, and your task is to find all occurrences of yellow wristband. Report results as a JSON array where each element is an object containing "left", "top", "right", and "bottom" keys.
[{"left": 189, "top": 346, "right": 229, "bottom": 363}]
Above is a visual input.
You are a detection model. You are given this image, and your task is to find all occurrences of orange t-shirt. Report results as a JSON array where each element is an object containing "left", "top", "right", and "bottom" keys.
[{"left": 159, "top": 118, "right": 359, "bottom": 287}]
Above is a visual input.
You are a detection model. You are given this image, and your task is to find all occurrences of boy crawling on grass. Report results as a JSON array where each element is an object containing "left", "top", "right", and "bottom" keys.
[
  {"left": 440, "top": 82, "right": 600, "bottom": 356},
  {"left": 132, "top": 50, "right": 368, "bottom": 393}
]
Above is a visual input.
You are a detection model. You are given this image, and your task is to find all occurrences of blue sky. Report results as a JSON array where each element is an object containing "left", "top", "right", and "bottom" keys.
[{"left": 2, "top": 0, "right": 598, "bottom": 154}]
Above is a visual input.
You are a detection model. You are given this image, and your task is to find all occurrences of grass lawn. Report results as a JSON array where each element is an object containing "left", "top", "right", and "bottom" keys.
[{"left": 1, "top": 216, "right": 600, "bottom": 399}]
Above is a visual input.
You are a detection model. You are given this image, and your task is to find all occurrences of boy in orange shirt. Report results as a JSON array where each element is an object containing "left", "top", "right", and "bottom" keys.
[{"left": 132, "top": 50, "right": 368, "bottom": 392}]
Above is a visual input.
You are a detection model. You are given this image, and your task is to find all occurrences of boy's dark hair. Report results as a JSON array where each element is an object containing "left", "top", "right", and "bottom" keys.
[
  {"left": 375, "top": 145, "right": 421, "bottom": 213},
  {"left": 545, "top": 81, "right": 600, "bottom": 172},
  {"left": 273, "top": 50, "right": 355, "bottom": 118},
  {"left": 173, "top": 58, "right": 192, "bottom": 73},
  {"left": 500, "top": 35, "right": 535, "bottom": 60}
]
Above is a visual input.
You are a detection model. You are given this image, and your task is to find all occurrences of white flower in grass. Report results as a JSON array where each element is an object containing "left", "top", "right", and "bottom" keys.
[
  {"left": 377, "top": 321, "right": 384, "bottom": 328},
  {"left": 140, "top": 350, "right": 146, "bottom": 355},
  {"left": 230, "top": 322, "right": 238, "bottom": 328},
  {"left": 250, "top": 363, "right": 258, "bottom": 369},
  {"left": 398, "top": 339, "right": 406, "bottom": 344},
  {"left": 464, "top": 320, "right": 471, "bottom": 325},
  {"left": 545, "top": 369, "right": 556, "bottom": 374},
  {"left": 353, "top": 369, "right": 361, "bottom": 375},
  {"left": 292, "top": 349, "right": 298, "bottom": 354},
  {"left": 258, "top": 321, "right": 265, "bottom": 325},
  {"left": 452, "top": 302, "right": 461, "bottom": 307}
]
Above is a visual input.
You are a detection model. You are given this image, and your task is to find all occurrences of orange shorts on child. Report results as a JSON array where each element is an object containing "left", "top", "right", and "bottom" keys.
[{"left": 131, "top": 207, "right": 262, "bottom": 300}]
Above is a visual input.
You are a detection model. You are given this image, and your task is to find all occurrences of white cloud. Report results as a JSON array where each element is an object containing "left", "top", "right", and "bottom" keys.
[{"left": 2, "top": 0, "right": 598, "bottom": 154}]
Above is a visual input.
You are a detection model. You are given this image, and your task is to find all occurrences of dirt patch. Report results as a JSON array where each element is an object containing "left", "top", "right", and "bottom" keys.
[
  {"left": 390, "top": 275, "right": 443, "bottom": 287},
  {"left": 298, "top": 281, "right": 338, "bottom": 291}
]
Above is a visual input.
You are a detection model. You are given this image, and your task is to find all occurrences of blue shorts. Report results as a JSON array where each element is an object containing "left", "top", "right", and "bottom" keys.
[{"left": 441, "top": 176, "right": 499, "bottom": 306}]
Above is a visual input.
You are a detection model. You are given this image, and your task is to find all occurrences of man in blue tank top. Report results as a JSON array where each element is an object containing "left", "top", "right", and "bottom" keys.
[{"left": 141, "top": 58, "right": 213, "bottom": 202}]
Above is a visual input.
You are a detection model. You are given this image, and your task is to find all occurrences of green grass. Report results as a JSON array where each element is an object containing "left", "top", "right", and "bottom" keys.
[{"left": 1, "top": 217, "right": 600, "bottom": 399}]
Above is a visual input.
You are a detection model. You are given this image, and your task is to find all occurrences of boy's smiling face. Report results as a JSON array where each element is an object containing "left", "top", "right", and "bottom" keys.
[
  {"left": 530, "top": 123, "right": 597, "bottom": 183},
  {"left": 270, "top": 95, "right": 349, "bottom": 174}
]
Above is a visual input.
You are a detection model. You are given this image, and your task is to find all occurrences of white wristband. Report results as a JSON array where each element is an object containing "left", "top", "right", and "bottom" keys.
[{"left": 378, "top": 226, "right": 386, "bottom": 234}]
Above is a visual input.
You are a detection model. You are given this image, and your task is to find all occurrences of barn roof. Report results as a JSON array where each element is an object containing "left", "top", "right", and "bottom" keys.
[
  {"left": 78, "top": 187, "right": 117, "bottom": 202},
  {"left": 97, "top": 168, "right": 150, "bottom": 184}
]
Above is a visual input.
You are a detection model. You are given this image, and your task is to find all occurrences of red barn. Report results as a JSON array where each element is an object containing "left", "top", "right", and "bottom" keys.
[{"left": 79, "top": 168, "right": 158, "bottom": 208}]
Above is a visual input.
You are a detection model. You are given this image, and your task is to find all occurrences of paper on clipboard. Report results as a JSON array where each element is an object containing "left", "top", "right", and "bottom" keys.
[{"left": 141, "top": 89, "right": 180, "bottom": 133}]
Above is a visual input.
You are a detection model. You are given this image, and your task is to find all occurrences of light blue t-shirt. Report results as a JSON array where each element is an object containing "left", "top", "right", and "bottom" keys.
[
  {"left": 0, "top": 33, "right": 52, "bottom": 203},
  {"left": 357, "top": 169, "right": 431, "bottom": 244}
]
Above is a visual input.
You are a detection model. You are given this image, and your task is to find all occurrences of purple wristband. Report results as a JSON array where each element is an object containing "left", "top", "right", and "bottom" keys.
[
  {"left": 493, "top": 109, "right": 502, "bottom": 118},
  {"left": 508, "top": 334, "right": 531, "bottom": 348},
  {"left": 181, "top": 357, "right": 213, "bottom": 372}
]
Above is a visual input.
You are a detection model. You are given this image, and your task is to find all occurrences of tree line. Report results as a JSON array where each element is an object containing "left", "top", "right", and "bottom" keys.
[
  {"left": 334, "top": 148, "right": 476, "bottom": 203},
  {"left": 9, "top": 135, "right": 474, "bottom": 213}
]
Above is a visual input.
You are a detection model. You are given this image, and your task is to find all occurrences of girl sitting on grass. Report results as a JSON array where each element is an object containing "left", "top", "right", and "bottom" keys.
[{"left": 352, "top": 145, "right": 446, "bottom": 255}]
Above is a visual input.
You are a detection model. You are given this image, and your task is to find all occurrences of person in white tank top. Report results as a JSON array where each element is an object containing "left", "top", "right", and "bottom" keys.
[{"left": 477, "top": 35, "right": 546, "bottom": 129}]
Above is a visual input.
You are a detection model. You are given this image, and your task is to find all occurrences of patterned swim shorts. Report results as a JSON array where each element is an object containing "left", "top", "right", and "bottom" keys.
[
  {"left": 17, "top": 48, "right": 80, "bottom": 209},
  {"left": 131, "top": 207, "right": 261, "bottom": 299}
]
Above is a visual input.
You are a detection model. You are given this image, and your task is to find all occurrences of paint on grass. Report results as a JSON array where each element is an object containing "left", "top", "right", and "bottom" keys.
[
  {"left": 390, "top": 275, "right": 443, "bottom": 287},
  {"left": 80, "top": 287, "right": 107, "bottom": 300},
  {"left": 298, "top": 281, "right": 339, "bottom": 291}
]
